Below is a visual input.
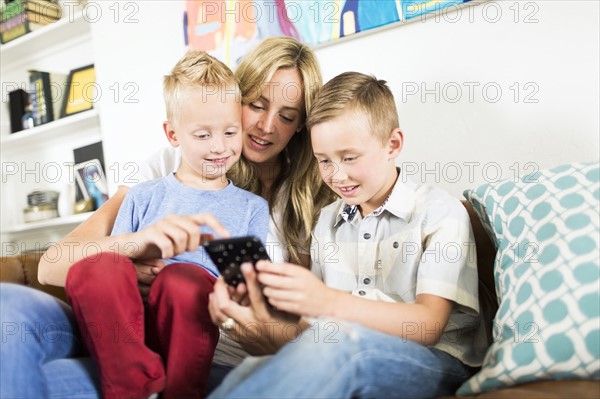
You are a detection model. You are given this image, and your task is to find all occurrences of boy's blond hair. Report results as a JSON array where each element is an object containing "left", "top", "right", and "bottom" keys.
[
  {"left": 163, "top": 50, "right": 239, "bottom": 124},
  {"left": 308, "top": 72, "right": 399, "bottom": 144}
]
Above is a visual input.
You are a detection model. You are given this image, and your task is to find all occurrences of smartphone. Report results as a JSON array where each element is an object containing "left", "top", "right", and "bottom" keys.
[{"left": 203, "top": 236, "right": 270, "bottom": 286}]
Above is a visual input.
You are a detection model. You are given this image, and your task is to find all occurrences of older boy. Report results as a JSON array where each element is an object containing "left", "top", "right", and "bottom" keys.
[
  {"left": 210, "top": 72, "right": 484, "bottom": 398},
  {"left": 66, "top": 51, "right": 268, "bottom": 399}
]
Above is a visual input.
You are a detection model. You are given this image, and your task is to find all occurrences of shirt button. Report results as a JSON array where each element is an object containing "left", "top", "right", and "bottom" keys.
[
  {"left": 363, "top": 278, "right": 371, "bottom": 285},
  {"left": 393, "top": 241, "right": 399, "bottom": 248},
  {"left": 363, "top": 233, "right": 371, "bottom": 239},
  {"left": 358, "top": 290, "right": 366, "bottom": 296}
]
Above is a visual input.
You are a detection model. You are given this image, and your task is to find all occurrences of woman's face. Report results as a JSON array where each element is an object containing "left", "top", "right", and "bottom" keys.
[{"left": 241, "top": 68, "right": 305, "bottom": 165}]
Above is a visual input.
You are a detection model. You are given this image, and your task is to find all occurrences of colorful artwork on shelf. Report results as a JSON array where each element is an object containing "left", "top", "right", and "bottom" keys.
[{"left": 185, "top": 0, "right": 471, "bottom": 66}]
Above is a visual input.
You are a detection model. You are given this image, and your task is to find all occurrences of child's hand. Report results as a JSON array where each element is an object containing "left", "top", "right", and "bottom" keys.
[
  {"left": 128, "top": 214, "right": 230, "bottom": 259},
  {"left": 208, "top": 264, "right": 302, "bottom": 355},
  {"left": 255, "top": 261, "right": 339, "bottom": 318},
  {"left": 132, "top": 259, "right": 166, "bottom": 299}
]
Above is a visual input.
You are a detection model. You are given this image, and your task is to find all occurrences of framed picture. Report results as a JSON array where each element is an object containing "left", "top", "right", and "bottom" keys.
[
  {"left": 60, "top": 64, "right": 96, "bottom": 117},
  {"left": 73, "top": 141, "right": 106, "bottom": 201},
  {"left": 74, "top": 159, "right": 109, "bottom": 210}
]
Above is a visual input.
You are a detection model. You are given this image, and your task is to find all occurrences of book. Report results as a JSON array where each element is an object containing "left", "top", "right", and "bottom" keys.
[
  {"left": 48, "top": 71, "right": 68, "bottom": 120},
  {"left": 0, "top": 0, "right": 24, "bottom": 21},
  {"left": 28, "top": 69, "right": 54, "bottom": 125},
  {"left": 0, "top": 5, "right": 59, "bottom": 42},
  {"left": 8, "top": 88, "right": 30, "bottom": 133},
  {"left": 0, "top": 9, "right": 55, "bottom": 30},
  {"left": 1, "top": 0, "right": 62, "bottom": 20},
  {"left": 0, "top": 19, "right": 28, "bottom": 43},
  {"left": 24, "top": 0, "right": 62, "bottom": 20},
  {"left": 24, "top": 9, "right": 60, "bottom": 24},
  {"left": 0, "top": 1, "right": 26, "bottom": 43}
]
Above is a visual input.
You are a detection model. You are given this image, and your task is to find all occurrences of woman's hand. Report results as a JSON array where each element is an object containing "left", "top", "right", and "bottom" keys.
[
  {"left": 133, "top": 258, "right": 166, "bottom": 299},
  {"left": 256, "top": 260, "right": 339, "bottom": 318},
  {"left": 125, "top": 214, "right": 228, "bottom": 260},
  {"left": 209, "top": 263, "right": 305, "bottom": 355}
]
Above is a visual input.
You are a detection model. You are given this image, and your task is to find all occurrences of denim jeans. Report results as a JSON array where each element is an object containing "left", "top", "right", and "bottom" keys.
[
  {"left": 0, "top": 283, "right": 101, "bottom": 398},
  {"left": 1, "top": 283, "right": 233, "bottom": 398},
  {"left": 209, "top": 320, "right": 476, "bottom": 399}
]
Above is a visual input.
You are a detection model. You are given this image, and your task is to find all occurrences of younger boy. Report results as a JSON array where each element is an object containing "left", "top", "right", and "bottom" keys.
[
  {"left": 210, "top": 72, "right": 484, "bottom": 399},
  {"left": 66, "top": 51, "right": 269, "bottom": 399}
]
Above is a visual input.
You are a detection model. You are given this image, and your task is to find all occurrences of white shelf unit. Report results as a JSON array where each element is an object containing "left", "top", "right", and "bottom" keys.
[
  {"left": 1, "top": 109, "right": 99, "bottom": 148},
  {"left": 1, "top": 10, "right": 102, "bottom": 253},
  {"left": 0, "top": 12, "right": 89, "bottom": 61},
  {"left": 5, "top": 212, "right": 93, "bottom": 234}
]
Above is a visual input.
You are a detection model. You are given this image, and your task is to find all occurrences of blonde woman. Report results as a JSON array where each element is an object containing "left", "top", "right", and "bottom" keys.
[{"left": 0, "top": 37, "right": 335, "bottom": 398}]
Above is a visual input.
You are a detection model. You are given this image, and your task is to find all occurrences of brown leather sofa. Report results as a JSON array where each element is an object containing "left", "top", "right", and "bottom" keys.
[
  {"left": 1, "top": 202, "right": 598, "bottom": 398},
  {"left": 0, "top": 251, "right": 67, "bottom": 302}
]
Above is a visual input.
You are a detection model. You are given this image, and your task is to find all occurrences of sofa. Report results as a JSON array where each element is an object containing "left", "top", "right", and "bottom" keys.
[
  {"left": 1, "top": 168, "right": 599, "bottom": 398},
  {"left": 0, "top": 251, "right": 67, "bottom": 302}
]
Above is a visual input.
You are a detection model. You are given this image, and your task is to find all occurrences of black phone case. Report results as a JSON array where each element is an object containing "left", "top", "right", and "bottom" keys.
[{"left": 203, "top": 236, "right": 270, "bottom": 286}]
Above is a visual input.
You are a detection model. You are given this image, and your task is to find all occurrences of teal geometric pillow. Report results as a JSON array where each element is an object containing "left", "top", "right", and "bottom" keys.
[{"left": 458, "top": 162, "right": 600, "bottom": 395}]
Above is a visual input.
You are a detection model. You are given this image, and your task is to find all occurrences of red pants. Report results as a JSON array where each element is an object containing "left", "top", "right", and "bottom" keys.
[{"left": 66, "top": 253, "right": 219, "bottom": 399}]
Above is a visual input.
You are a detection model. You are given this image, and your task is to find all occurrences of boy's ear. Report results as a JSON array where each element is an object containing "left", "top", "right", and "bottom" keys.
[
  {"left": 387, "top": 128, "right": 404, "bottom": 159},
  {"left": 163, "top": 121, "right": 180, "bottom": 147}
]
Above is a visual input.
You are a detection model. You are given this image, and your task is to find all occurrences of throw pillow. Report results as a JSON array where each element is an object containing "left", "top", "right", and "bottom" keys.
[{"left": 458, "top": 162, "right": 600, "bottom": 395}]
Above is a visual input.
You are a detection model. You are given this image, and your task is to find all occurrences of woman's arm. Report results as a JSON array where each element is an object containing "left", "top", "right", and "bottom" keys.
[
  {"left": 38, "top": 186, "right": 129, "bottom": 286},
  {"left": 38, "top": 186, "right": 230, "bottom": 288}
]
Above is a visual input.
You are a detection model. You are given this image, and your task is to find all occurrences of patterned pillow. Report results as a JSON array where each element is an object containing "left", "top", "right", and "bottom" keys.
[{"left": 458, "top": 162, "right": 600, "bottom": 395}]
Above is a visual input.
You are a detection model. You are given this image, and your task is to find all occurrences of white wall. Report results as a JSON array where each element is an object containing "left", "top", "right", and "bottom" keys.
[
  {"left": 93, "top": 0, "right": 599, "bottom": 197},
  {"left": 90, "top": 1, "right": 187, "bottom": 192}
]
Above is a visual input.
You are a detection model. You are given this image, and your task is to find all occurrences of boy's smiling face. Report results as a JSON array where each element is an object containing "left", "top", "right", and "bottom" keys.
[
  {"left": 164, "top": 85, "right": 242, "bottom": 190},
  {"left": 311, "top": 109, "right": 403, "bottom": 216}
]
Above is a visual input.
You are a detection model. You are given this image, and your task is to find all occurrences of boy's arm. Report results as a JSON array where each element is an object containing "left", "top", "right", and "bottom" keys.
[
  {"left": 257, "top": 198, "right": 478, "bottom": 346},
  {"left": 255, "top": 261, "right": 453, "bottom": 346}
]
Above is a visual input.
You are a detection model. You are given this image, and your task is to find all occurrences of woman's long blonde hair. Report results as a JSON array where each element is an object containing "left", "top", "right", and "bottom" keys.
[{"left": 229, "top": 37, "right": 336, "bottom": 265}]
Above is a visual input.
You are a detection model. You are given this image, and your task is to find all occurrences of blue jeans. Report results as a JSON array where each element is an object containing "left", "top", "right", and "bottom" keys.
[
  {"left": 0, "top": 283, "right": 101, "bottom": 398},
  {"left": 210, "top": 320, "right": 476, "bottom": 399},
  {"left": 0, "top": 283, "right": 233, "bottom": 398}
]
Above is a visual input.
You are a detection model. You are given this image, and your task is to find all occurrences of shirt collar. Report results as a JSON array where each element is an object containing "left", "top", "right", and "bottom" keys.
[{"left": 333, "top": 168, "right": 417, "bottom": 227}]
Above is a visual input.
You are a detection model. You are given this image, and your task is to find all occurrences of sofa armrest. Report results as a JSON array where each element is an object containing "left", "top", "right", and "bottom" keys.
[
  {"left": 0, "top": 256, "right": 26, "bottom": 284},
  {"left": 0, "top": 252, "right": 68, "bottom": 303}
]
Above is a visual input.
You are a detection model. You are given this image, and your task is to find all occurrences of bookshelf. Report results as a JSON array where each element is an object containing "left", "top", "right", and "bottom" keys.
[
  {"left": 0, "top": 12, "right": 88, "bottom": 62},
  {"left": 1, "top": 7, "right": 101, "bottom": 253},
  {"left": 0, "top": 109, "right": 99, "bottom": 148},
  {"left": 5, "top": 211, "right": 93, "bottom": 234}
]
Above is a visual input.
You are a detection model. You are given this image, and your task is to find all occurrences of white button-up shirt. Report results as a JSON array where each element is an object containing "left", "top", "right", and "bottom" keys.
[{"left": 311, "top": 170, "right": 486, "bottom": 366}]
